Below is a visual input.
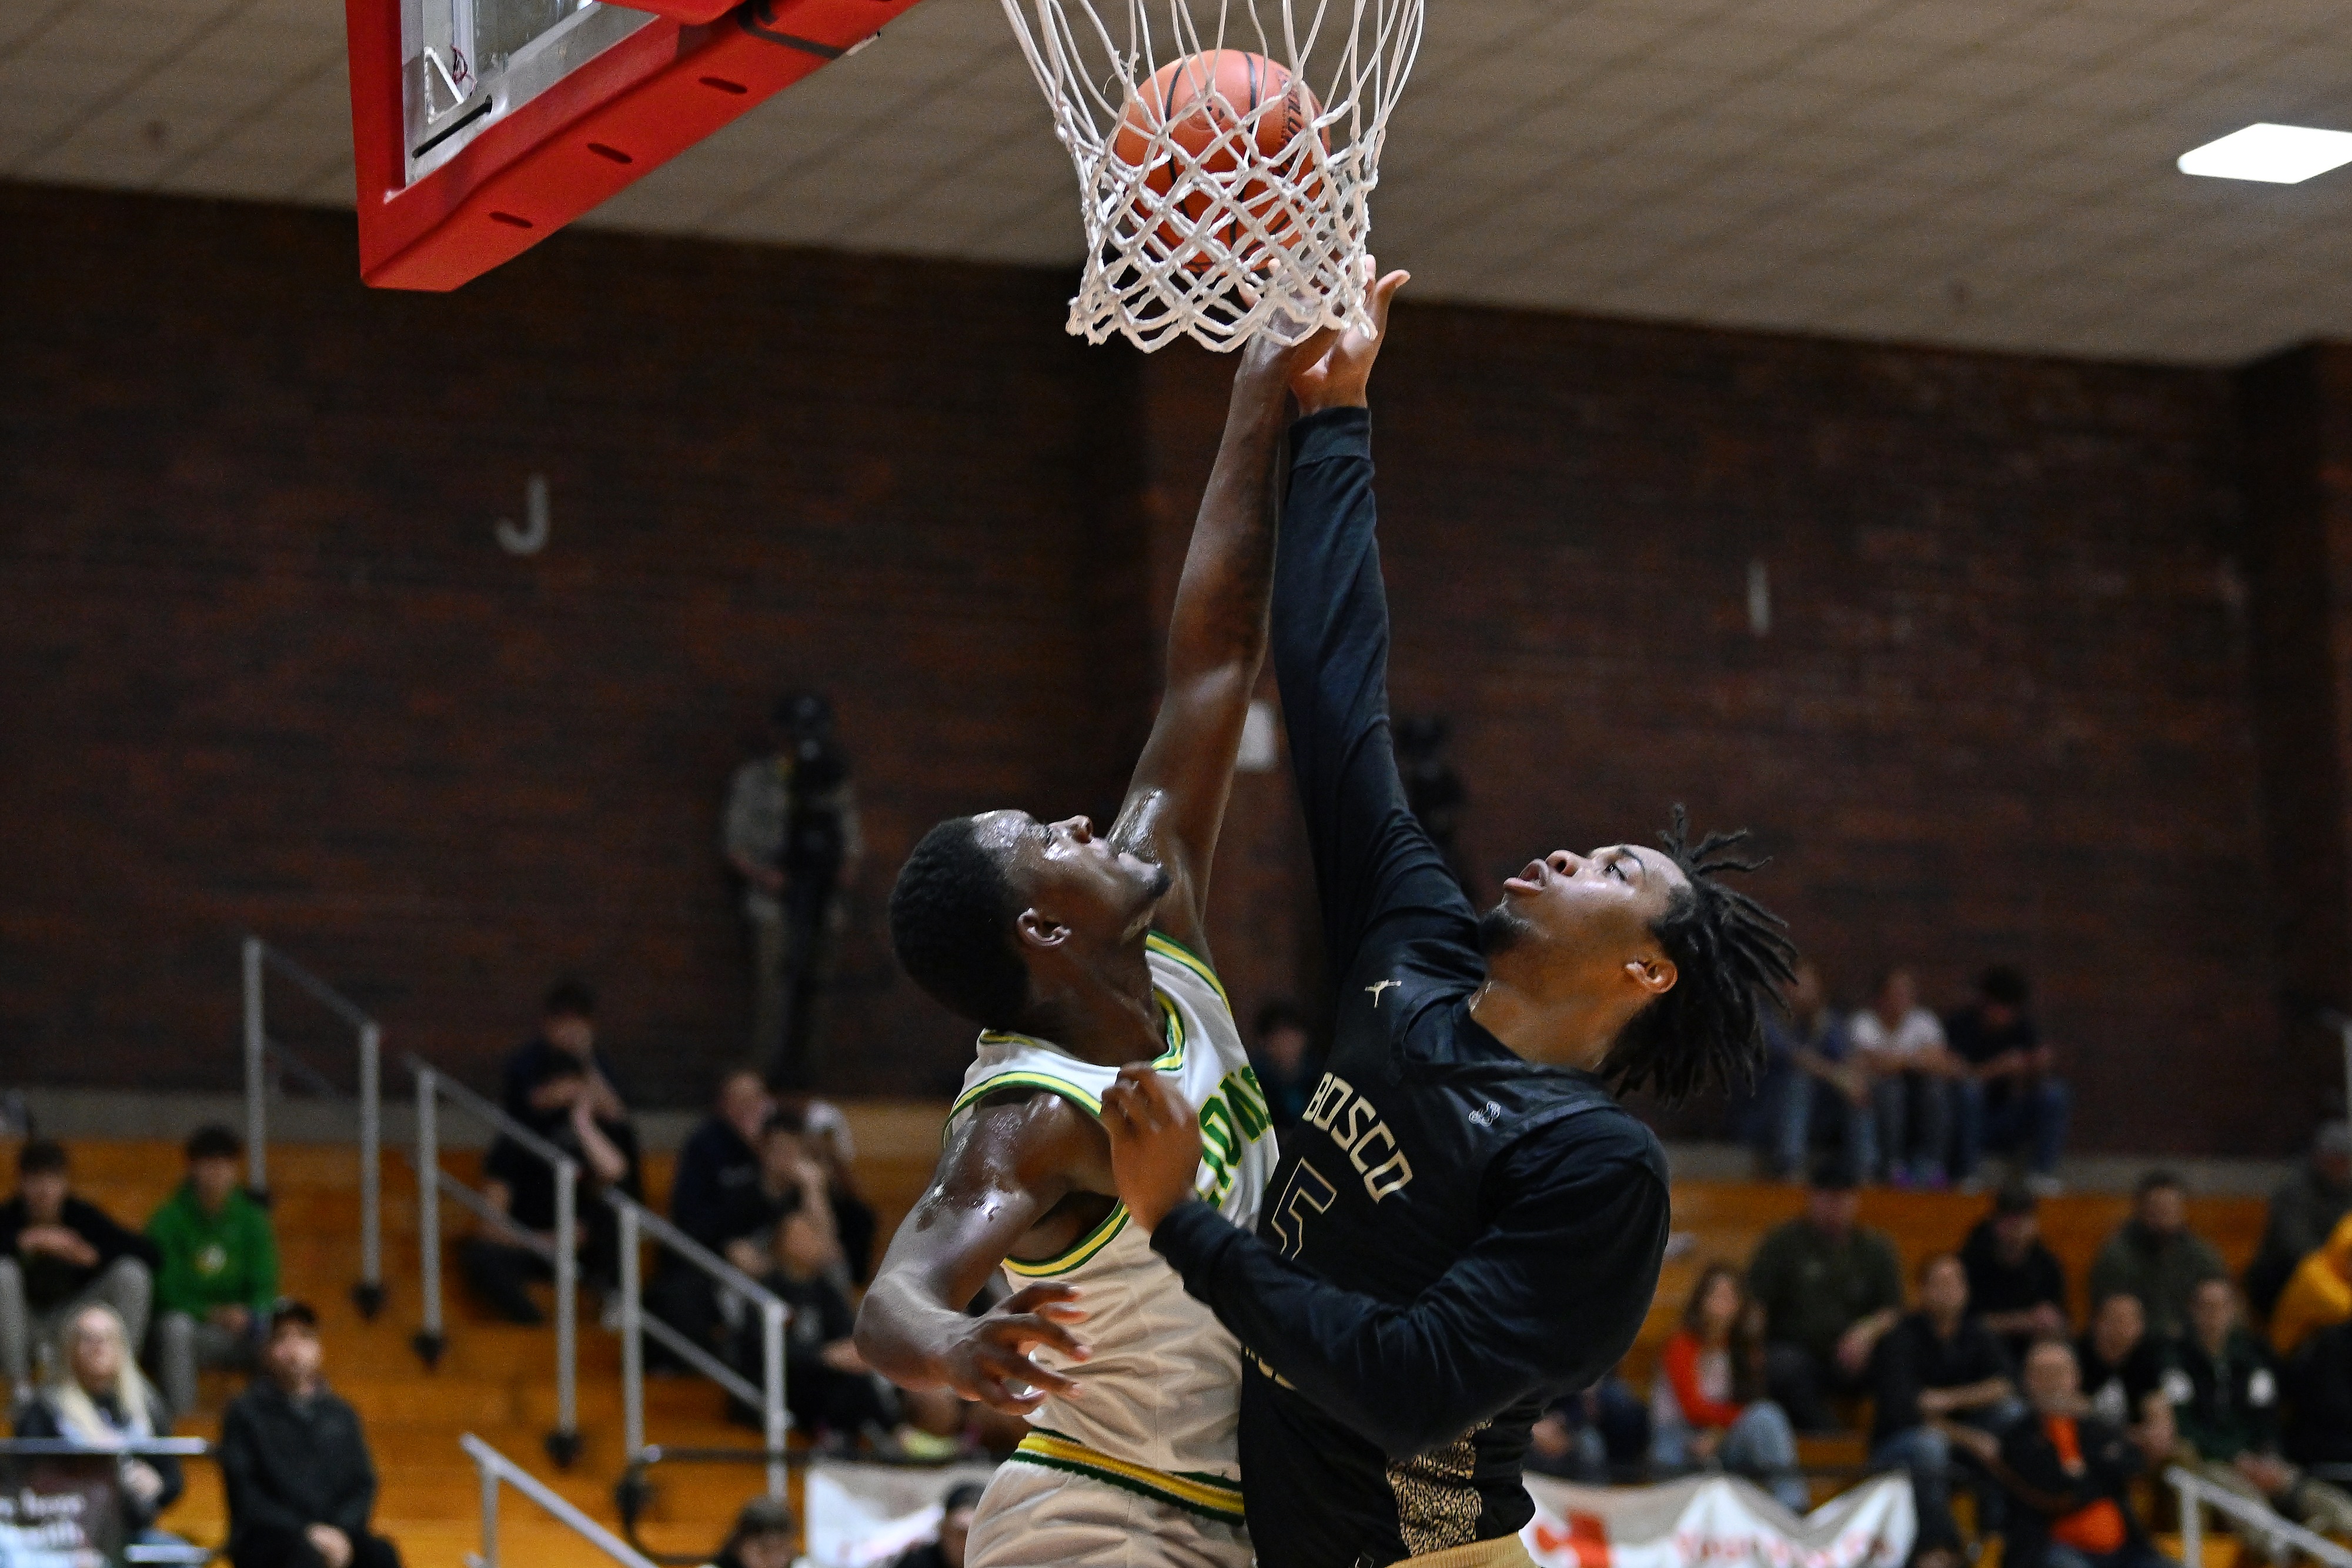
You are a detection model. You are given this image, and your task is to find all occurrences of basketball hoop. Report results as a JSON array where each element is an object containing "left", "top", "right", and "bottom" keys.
[{"left": 1003, "top": 0, "right": 1424, "bottom": 352}]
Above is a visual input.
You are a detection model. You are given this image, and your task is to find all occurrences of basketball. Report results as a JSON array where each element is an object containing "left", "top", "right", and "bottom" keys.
[{"left": 1110, "top": 50, "right": 1326, "bottom": 269}]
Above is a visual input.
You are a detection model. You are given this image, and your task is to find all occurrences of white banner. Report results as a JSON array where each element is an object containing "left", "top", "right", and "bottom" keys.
[
  {"left": 806, "top": 1459, "right": 1914, "bottom": 1568},
  {"left": 1521, "top": 1472, "right": 1916, "bottom": 1568},
  {"left": 803, "top": 1461, "right": 1001, "bottom": 1568}
]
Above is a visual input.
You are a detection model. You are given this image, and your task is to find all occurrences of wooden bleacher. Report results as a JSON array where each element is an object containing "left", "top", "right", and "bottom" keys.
[{"left": 9, "top": 1116, "right": 2275, "bottom": 1566}]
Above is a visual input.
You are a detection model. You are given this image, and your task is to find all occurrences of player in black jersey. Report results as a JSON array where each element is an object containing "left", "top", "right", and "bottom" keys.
[{"left": 1100, "top": 277, "right": 1799, "bottom": 1568}]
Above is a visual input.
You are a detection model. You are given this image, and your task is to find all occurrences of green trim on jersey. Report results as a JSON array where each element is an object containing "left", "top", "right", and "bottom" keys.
[
  {"left": 1002, "top": 1201, "right": 1130, "bottom": 1278},
  {"left": 1145, "top": 931, "right": 1230, "bottom": 1011}
]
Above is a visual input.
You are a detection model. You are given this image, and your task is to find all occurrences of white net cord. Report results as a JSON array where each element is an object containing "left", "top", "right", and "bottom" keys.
[{"left": 1003, "top": 0, "right": 1424, "bottom": 352}]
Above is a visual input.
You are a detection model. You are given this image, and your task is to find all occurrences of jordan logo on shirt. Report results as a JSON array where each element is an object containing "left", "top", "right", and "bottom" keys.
[{"left": 1366, "top": 979, "right": 1401, "bottom": 1007}]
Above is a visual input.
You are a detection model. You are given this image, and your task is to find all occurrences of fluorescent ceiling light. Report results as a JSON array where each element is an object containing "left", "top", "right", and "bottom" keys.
[{"left": 2178, "top": 123, "right": 2352, "bottom": 184}]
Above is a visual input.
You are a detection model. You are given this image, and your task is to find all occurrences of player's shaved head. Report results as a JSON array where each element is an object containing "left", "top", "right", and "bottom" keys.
[{"left": 891, "top": 815, "right": 1030, "bottom": 1030}]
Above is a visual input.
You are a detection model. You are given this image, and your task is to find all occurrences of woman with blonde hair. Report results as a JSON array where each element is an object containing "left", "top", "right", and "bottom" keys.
[
  {"left": 12, "top": 1300, "right": 185, "bottom": 1547},
  {"left": 1651, "top": 1263, "right": 1810, "bottom": 1511}
]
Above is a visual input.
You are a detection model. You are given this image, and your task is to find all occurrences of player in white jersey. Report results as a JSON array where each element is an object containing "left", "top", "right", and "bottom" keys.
[{"left": 855, "top": 315, "right": 1334, "bottom": 1568}]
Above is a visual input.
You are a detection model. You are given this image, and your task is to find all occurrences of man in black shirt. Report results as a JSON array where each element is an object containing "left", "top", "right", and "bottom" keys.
[
  {"left": 1946, "top": 967, "right": 2069, "bottom": 1189},
  {"left": 1962, "top": 1182, "right": 2071, "bottom": 1366},
  {"left": 0, "top": 1139, "right": 158, "bottom": 1393},
  {"left": 219, "top": 1302, "right": 399, "bottom": 1568},
  {"left": 649, "top": 1067, "right": 772, "bottom": 1364},
  {"left": 462, "top": 1055, "right": 640, "bottom": 1323},
  {"left": 1869, "top": 1253, "right": 2022, "bottom": 1567},
  {"left": 2077, "top": 1292, "right": 2169, "bottom": 1446},
  {"left": 1098, "top": 280, "right": 1798, "bottom": 1568}
]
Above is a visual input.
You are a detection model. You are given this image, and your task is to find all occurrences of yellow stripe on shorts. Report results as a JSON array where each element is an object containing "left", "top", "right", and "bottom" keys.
[{"left": 1010, "top": 1430, "right": 1246, "bottom": 1522}]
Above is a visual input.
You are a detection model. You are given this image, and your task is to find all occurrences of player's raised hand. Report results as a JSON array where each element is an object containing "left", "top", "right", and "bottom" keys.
[
  {"left": 942, "top": 1282, "right": 1091, "bottom": 1416},
  {"left": 1292, "top": 259, "right": 1409, "bottom": 414},
  {"left": 1100, "top": 1063, "right": 1204, "bottom": 1232}
]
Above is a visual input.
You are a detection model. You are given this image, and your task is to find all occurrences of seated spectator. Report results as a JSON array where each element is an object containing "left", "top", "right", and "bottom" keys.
[
  {"left": 1994, "top": 1338, "right": 2173, "bottom": 1568},
  {"left": 462, "top": 1053, "right": 640, "bottom": 1324},
  {"left": 2163, "top": 1276, "right": 2352, "bottom": 1557},
  {"left": 2090, "top": 1171, "right": 2226, "bottom": 1342},
  {"left": 710, "top": 1496, "right": 796, "bottom": 1568},
  {"left": 1963, "top": 1181, "right": 2071, "bottom": 1367},
  {"left": 1946, "top": 967, "right": 2070, "bottom": 1192},
  {"left": 650, "top": 1068, "right": 774, "bottom": 1362},
  {"left": 2287, "top": 1317, "right": 2352, "bottom": 1466},
  {"left": 2077, "top": 1293, "right": 2167, "bottom": 1443},
  {"left": 2249, "top": 1122, "right": 2352, "bottom": 1321},
  {"left": 2270, "top": 1212, "right": 2352, "bottom": 1359},
  {"left": 1250, "top": 1001, "right": 1321, "bottom": 1139},
  {"left": 1763, "top": 962, "right": 1875, "bottom": 1185},
  {"left": 147, "top": 1124, "right": 279, "bottom": 1415},
  {"left": 500, "top": 979, "right": 629, "bottom": 1128},
  {"left": 1748, "top": 1160, "right": 1905, "bottom": 1432},
  {"left": 1870, "top": 1253, "right": 2024, "bottom": 1568},
  {"left": 218, "top": 1302, "right": 400, "bottom": 1568},
  {"left": 1649, "top": 1264, "right": 1806, "bottom": 1510},
  {"left": 12, "top": 1302, "right": 185, "bottom": 1553},
  {"left": 734, "top": 1206, "right": 894, "bottom": 1447},
  {"left": 791, "top": 1098, "right": 877, "bottom": 1284},
  {"left": 1529, "top": 1371, "right": 1649, "bottom": 1485},
  {"left": 890, "top": 1482, "right": 983, "bottom": 1568},
  {"left": 1851, "top": 968, "right": 1965, "bottom": 1186},
  {"left": 0, "top": 1139, "right": 157, "bottom": 1397}
]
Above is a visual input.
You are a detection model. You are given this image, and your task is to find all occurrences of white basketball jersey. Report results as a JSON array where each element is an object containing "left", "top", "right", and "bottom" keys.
[{"left": 949, "top": 933, "right": 1278, "bottom": 1490}]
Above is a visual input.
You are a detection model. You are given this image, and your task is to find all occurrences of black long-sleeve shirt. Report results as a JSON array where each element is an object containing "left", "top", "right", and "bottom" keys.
[
  {"left": 218, "top": 1380, "right": 379, "bottom": 1546},
  {"left": 1151, "top": 407, "right": 1671, "bottom": 1568},
  {"left": 0, "top": 1195, "right": 160, "bottom": 1310}
]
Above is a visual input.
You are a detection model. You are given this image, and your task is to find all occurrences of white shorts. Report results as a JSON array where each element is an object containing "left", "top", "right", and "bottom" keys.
[{"left": 966, "top": 1450, "right": 1254, "bottom": 1568}]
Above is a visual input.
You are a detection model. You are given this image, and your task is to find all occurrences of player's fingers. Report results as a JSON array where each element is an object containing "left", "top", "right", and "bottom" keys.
[
  {"left": 988, "top": 1344, "right": 1085, "bottom": 1396},
  {"left": 1001, "top": 1282, "right": 1082, "bottom": 1316},
  {"left": 972, "top": 1375, "right": 1047, "bottom": 1416},
  {"left": 998, "top": 1312, "right": 1091, "bottom": 1362}
]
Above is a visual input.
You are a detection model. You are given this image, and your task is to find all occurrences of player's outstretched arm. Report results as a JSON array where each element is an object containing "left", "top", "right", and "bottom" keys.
[
  {"left": 1114, "top": 322, "right": 1334, "bottom": 955},
  {"left": 853, "top": 1094, "right": 1101, "bottom": 1414},
  {"left": 1103, "top": 1066, "right": 1668, "bottom": 1456},
  {"left": 1267, "top": 271, "right": 1471, "bottom": 984}
]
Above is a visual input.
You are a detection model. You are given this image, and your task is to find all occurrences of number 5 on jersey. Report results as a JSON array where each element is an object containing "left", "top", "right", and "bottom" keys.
[{"left": 1269, "top": 1162, "right": 1338, "bottom": 1259}]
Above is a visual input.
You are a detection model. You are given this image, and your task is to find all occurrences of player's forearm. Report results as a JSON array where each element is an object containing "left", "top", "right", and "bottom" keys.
[
  {"left": 1152, "top": 1201, "right": 1541, "bottom": 1456},
  {"left": 851, "top": 1272, "right": 973, "bottom": 1389},
  {"left": 1162, "top": 373, "right": 1290, "bottom": 689}
]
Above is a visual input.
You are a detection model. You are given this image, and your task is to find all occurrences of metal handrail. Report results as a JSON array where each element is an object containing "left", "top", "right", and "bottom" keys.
[
  {"left": 240, "top": 935, "right": 385, "bottom": 1318},
  {"left": 2169, "top": 1464, "right": 2352, "bottom": 1568},
  {"left": 459, "top": 1433, "right": 657, "bottom": 1568},
  {"left": 609, "top": 1194, "right": 790, "bottom": 1502},
  {"left": 413, "top": 1058, "right": 581, "bottom": 1466},
  {"left": 0, "top": 1439, "right": 209, "bottom": 1457}
]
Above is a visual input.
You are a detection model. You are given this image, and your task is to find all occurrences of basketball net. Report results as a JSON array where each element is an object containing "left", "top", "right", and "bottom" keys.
[{"left": 1002, "top": 0, "right": 1423, "bottom": 352}]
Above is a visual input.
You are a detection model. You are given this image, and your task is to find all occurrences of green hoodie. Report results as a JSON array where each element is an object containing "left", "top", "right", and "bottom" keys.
[{"left": 146, "top": 1182, "right": 279, "bottom": 1317}]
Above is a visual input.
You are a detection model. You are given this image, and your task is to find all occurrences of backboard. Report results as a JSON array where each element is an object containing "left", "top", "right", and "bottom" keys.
[{"left": 346, "top": 0, "right": 928, "bottom": 290}]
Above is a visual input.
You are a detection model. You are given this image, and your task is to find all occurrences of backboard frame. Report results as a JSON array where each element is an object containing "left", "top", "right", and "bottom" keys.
[{"left": 346, "top": 0, "right": 924, "bottom": 290}]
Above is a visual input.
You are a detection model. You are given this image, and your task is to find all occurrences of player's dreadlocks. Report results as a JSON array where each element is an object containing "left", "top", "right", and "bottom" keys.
[{"left": 1601, "top": 805, "right": 1799, "bottom": 1104}]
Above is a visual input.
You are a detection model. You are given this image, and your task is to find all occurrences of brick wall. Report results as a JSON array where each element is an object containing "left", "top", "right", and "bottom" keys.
[{"left": 0, "top": 182, "right": 2319, "bottom": 1152}]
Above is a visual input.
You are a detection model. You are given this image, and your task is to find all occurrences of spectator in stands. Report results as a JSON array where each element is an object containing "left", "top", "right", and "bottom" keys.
[
  {"left": 2163, "top": 1276, "right": 2352, "bottom": 1555},
  {"left": 793, "top": 1098, "right": 877, "bottom": 1283},
  {"left": 1649, "top": 1264, "right": 1808, "bottom": 1510},
  {"left": 2249, "top": 1122, "right": 2352, "bottom": 1321},
  {"left": 1529, "top": 1371, "right": 1649, "bottom": 1484},
  {"left": 1748, "top": 1161, "right": 1906, "bottom": 1431},
  {"left": 1963, "top": 1181, "right": 2071, "bottom": 1367},
  {"left": 147, "top": 1124, "right": 279, "bottom": 1416},
  {"left": 2090, "top": 1171, "right": 2227, "bottom": 1341},
  {"left": 1994, "top": 1339, "right": 2171, "bottom": 1568},
  {"left": 1851, "top": 968, "right": 1964, "bottom": 1186},
  {"left": 0, "top": 1139, "right": 156, "bottom": 1399},
  {"left": 1870, "top": 1253, "right": 2024, "bottom": 1568},
  {"left": 463, "top": 1053, "right": 640, "bottom": 1324},
  {"left": 890, "top": 1481, "right": 983, "bottom": 1568},
  {"left": 500, "top": 980, "right": 629, "bottom": 1128},
  {"left": 2287, "top": 1318, "right": 2352, "bottom": 1467},
  {"left": 1947, "top": 966, "right": 2070, "bottom": 1193},
  {"left": 1250, "top": 1000, "right": 1321, "bottom": 1138},
  {"left": 218, "top": 1302, "right": 400, "bottom": 1568},
  {"left": 710, "top": 1496, "right": 796, "bottom": 1568},
  {"left": 723, "top": 692, "right": 861, "bottom": 1088},
  {"left": 2078, "top": 1293, "right": 2169, "bottom": 1446},
  {"left": 1762, "top": 961, "right": 1875, "bottom": 1185},
  {"left": 2270, "top": 1212, "right": 2352, "bottom": 1359},
  {"left": 737, "top": 1205, "right": 894, "bottom": 1448},
  {"left": 12, "top": 1301, "right": 185, "bottom": 1553},
  {"left": 652, "top": 1068, "right": 775, "bottom": 1362}
]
